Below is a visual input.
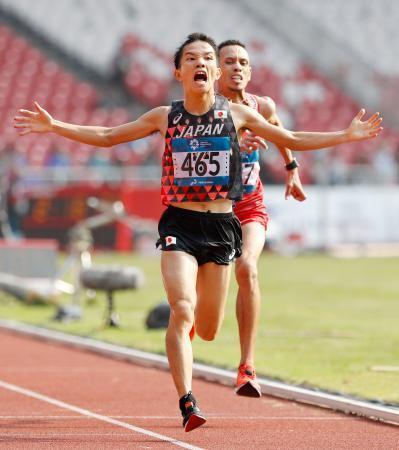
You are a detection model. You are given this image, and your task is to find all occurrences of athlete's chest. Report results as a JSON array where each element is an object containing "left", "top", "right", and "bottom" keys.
[{"left": 168, "top": 119, "right": 232, "bottom": 187}]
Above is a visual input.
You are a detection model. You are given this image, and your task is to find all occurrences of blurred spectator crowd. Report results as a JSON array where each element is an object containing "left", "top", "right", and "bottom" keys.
[{"left": 0, "top": 0, "right": 398, "bottom": 191}]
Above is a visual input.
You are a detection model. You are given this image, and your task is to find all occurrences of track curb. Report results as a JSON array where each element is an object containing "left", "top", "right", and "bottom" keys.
[{"left": 1, "top": 319, "right": 398, "bottom": 426}]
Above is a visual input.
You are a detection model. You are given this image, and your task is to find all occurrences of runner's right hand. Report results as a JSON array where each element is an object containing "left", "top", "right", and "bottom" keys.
[{"left": 13, "top": 102, "right": 53, "bottom": 136}]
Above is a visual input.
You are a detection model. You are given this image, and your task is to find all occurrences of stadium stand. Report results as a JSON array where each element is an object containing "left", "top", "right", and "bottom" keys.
[
  {"left": 0, "top": 0, "right": 398, "bottom": 185},
  {"left": 285, "top": 0, "right": 399, "bottom": 76},
  {"left": 116, "top": 33, "right": 173, "bottom": 107},
  {"left": 0, "top": 23, "right": 163, "bottom": 175}
]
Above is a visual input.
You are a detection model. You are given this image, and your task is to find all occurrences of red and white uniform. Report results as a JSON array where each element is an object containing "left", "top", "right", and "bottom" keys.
[{"left": 233, "top": 93, "right": 269, "bottom": 229}]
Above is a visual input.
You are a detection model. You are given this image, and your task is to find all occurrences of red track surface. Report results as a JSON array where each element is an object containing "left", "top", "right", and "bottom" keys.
[{"left": 0, "top": 330, "right": 397, "bottom": 449}]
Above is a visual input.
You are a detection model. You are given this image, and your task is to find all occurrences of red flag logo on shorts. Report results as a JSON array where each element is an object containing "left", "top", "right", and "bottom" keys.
[{"left": 165, "top": 236, "right": 177, "bottom": 246}]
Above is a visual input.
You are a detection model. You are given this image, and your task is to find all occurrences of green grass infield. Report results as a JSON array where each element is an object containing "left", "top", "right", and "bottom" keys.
[{"left": 0, "top": 251, "right": 398, "bottom": 404}]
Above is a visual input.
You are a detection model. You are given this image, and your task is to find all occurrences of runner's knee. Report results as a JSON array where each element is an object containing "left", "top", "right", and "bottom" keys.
[
  {"left": 235, "top": 258, "right": 258, "bottom": 286},
  {"left": 169, "top": 299, "right": 194, "bottom": 326}
]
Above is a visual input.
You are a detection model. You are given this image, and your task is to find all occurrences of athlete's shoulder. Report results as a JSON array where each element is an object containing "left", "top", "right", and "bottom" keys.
[
  {"left": 229, "top": 101, "right": 257, "bottom": 116},
  {"left": 229, "top": 101, "right": 260, "bottom": 133},
  {"left": 157, "top": 105, "right": 171, "bottom": 113},
  {"left": 249, "top": 94, "right": 276, "bottom": 121},
  {"left": 147, "top": 105, "right": 171, "bottom": 121},
  {"left": 138, "top": 106, "right": 170, "bottom": 134}
]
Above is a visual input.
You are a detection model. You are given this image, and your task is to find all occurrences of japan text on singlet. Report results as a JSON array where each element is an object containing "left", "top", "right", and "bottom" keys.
[
  {"left": 240, "top": 93, "right": 262, "bottom": 196},
  {"left": 161, "top": 94, "right": 242, "bottom": 205}
]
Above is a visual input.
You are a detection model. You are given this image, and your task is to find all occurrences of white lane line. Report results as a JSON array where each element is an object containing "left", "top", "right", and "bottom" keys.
[
  {"left": 0, "top": 380, "right": 203, "bottom": 450},
  {"left": 0, "top": 431, "right": 164, "bottom": 436},
  {"left": 0, "top": 433, "right": 168, "bottom": 437},
  {"left": 0, "top": 415, "right": 349, "bottom": 421}
]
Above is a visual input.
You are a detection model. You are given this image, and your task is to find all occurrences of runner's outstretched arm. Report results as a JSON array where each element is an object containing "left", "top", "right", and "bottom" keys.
[
  {"left": 232, "top": 104, "right": 383, "bottom": 151},
  {"left": 13, "top": 102, "right": 168, "bottom": 146}
]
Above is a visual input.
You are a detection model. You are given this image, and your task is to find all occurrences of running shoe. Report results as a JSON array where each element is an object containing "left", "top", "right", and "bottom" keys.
[
  {"left": 235, "top": 364, "right": 262, "bottom": 398},
  {"left": 179, "top": 391, "right": 206, "bottom": 432},
  {"left": 189, "top": 323, "right": 195, "bottom": 341}
]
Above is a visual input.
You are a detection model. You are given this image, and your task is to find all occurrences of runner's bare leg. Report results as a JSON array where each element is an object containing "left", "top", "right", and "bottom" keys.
[
  {"left": 195, "top": 262, "right": 232, "bottom": 341},
  {"left": 235, "top": 222, "right": 266, "bottom": 366},
  {"left": 161, "top": 251, "right": 198, "bottom": 397}
]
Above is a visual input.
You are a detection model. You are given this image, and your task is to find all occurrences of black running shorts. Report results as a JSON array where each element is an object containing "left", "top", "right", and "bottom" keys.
[{"left": 156, "top": 205, "right": 242, "bottom": 266}]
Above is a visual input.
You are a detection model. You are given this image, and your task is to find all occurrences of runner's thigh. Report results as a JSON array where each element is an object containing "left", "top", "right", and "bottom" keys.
[
  {"left": 239, "top": 221, "right": 266, "bottom": 260},
  {"left": 195, "top": 262, "right": 232, "bottom": 338},
  {"left": 161, "top": 251, "right": 198, "bottom": 308}
]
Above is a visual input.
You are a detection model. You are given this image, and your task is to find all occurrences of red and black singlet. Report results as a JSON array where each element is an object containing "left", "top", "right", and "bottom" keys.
[{"left": 161, "top": 94, "right": 243, "bottom": 205}]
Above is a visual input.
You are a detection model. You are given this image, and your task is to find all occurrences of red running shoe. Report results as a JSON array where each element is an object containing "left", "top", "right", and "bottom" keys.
[
  {"left": 235, "top": 364, "right": 262, "bottom": 398},
  {"left": 189, "top": 323, "right": 195, "bottom": 341},
  {"left": 179, "top": 391, "right": 206, "bottom": 432}
]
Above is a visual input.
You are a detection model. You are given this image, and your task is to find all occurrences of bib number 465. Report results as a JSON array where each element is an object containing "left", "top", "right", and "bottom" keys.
[{"left": 181, "top": 151, "right": 221, "bottom": 177}]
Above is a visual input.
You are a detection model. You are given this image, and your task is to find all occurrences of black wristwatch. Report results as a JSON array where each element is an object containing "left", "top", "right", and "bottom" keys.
[{"left": 285, "top": 158, "right": 299, "bottom": 171}]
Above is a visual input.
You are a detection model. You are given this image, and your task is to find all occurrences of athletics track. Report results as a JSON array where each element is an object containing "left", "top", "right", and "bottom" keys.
[{"left": 0, "top": 329, "right": 398, "bottom": 449}]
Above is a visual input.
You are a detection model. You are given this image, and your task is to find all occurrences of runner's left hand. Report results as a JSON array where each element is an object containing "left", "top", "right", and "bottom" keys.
[
  {"left": 241, "top": 130, "right": 268, "bottom": 153},
  {"left": 285, "top": 168, "right": 307, "bottom": 201},
  {"left": 346, "top": 109, "right": 383, "bottom": 141}
]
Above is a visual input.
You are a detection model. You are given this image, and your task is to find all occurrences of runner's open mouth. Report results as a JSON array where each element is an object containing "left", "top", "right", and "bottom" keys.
[{"left": 194, "top": 72, "right": 207, "bottom": 82}]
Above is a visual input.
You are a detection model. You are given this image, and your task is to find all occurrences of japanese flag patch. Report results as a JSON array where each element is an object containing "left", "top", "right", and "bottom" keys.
[
  {"left": 165, "top": 236, "right": 177, "bottom": 246},
  {"left": 214, "top": 110, "right": 227, "bottom": 119}
]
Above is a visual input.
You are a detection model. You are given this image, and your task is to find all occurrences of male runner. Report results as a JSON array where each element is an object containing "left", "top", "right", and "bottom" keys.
[
  {"left": 218, "top": 39, "right": 306, "bottom": 397},
  {"left": 14, "top": 33, "right": 383, "bottom": 432}
]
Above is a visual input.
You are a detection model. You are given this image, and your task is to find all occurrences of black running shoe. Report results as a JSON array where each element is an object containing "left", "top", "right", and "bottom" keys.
[{"left": 179, "top": 391, "right": 206, "bottom": 432}]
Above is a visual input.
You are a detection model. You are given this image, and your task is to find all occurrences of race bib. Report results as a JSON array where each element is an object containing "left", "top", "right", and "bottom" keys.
[
  {"left": 171, "top": 137, "right": 230, "bottom": 186},
  {"left": 242, "top": 161, "right": 260, "bottom": 193}
]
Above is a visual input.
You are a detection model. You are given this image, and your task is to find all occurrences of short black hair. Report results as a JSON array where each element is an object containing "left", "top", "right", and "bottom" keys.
[
  {"left": 174, "top": 33, "right": 219, "bottom": 69},
  {"left": 218, "top": 39, "right": 247, "bottom": 51}
]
